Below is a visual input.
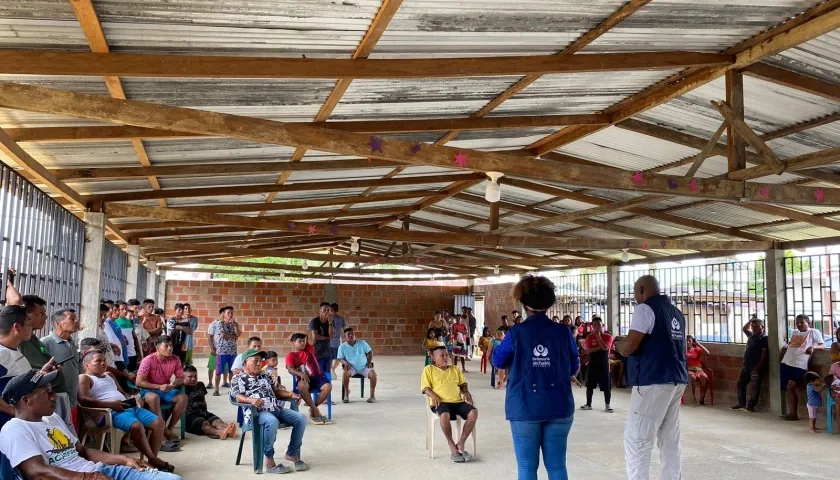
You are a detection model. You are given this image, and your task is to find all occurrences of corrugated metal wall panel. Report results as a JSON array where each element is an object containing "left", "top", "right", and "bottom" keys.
[{"left": 100, "top": 239, "right": 127, "bottom": 302}]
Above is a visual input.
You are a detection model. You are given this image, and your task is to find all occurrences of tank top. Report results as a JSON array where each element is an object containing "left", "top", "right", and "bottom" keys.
[{"left": 84, "top": 374, "right": 125, "bottom": 403}]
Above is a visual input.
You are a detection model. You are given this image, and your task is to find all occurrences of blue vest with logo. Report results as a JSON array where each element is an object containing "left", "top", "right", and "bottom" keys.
[{"left": 626, "top": 295, "right": 688, "bottom": 386}]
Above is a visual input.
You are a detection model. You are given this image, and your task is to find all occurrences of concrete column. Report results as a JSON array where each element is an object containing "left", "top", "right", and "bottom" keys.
[
  {"left": 606, "top": 265, "right": 620, "bottom": 334},
  {"left": 146, "top": 261, "right": 157, "bottom": 303},
  {"left": 765, "top": 249, "right": 787, "bottom": 416},
  {"left": 157, "top": 270, "right": 166, "bottom": 307},
  {"left": 125, "top": 244, "right": 140, "bottom": 300},
  {"left": 79, "top": 212, "right": 106, "bottom": 341}
]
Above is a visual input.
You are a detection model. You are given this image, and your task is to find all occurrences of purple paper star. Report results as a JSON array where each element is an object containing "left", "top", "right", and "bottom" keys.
[
  {"left": 307, "top": 225, "right": 317, "bottom": 234},
  {"left": 287, "top": 222, "right": 297, "bottom": 231},
  {"left": 632, "top": 171, "right": 644, "bottom": 185},
  {"left": 689, "top": 179, "right": 699, "bottom": 193},
  {"left": 660, "top": 240, "right": 667, "bottom": 248},
  {"left": 667, "top": 179, "right": 678, "bottom": 190},
  {"left": 328, "top": 225, "right": 338, "bottom": 234},
  {"left": 454, "top": 151, "right": 469, "bottom": 168},
  {"left": 411, "top": 144, "right": 422, "bottom": 155},
  {"left": 816, "top": 188, "right": 826, "bottom": 203},
  {"left": 624, "top": 240, "right": 632, "bottom": 248},
  {"left": 369, "top": 136, "right": 383, "bottom": 154},
  {"left": 759, "top": 186, "right": 770, "bottom": 198}
]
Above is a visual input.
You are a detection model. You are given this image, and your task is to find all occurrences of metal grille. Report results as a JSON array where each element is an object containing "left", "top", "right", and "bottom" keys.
[
  {"left": 100, "top": 239, "right": 127, "bottom": 302},
  {"left": 619, "top": 261, "right": 766, "bottom": 344},
  {"left": 784, "top": 253, "right": 840, "bottom": 342},
  {"left": 136, "top": 266, "right": 148, "bottom": 301},
  {"left": 548, "top": 272, "right": 607, "bottom": 322},
  {"left": 0, "top": 164, "right": 84, "bottom": 315}
]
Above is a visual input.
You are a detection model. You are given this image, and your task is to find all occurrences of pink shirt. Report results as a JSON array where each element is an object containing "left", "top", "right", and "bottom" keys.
[{"left": 138, "top": 353, "right": 183, "bottom": 385}]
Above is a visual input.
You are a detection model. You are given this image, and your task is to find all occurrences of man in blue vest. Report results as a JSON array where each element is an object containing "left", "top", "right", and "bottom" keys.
[{"left": 619, "top": 275, "right": 687, "bottom": 480}]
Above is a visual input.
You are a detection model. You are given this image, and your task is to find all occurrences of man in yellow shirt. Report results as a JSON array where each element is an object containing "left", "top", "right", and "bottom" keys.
[{"left": 421, "top": 346, "right": 478, "bottom": 463}]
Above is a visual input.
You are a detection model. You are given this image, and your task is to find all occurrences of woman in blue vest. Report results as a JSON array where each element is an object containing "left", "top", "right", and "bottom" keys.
[{"left": 491, "top": 275, "right": 580, "bottom": 480}]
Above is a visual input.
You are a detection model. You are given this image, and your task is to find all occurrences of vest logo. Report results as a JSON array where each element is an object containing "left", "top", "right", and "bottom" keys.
[
  {"left": 532, "top": 344, "right": 551, "bottom": 367},
  {"left": 671, "top": 318, "right": 680, "bottom": 330},
  {"left": 533, "top": 344, "right": 548, "bottom": 357}
]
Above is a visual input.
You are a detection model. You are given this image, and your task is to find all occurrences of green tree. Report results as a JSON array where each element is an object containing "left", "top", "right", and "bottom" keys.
[{"left": 203, "top": 257, "right": 306, "bottom": 282}]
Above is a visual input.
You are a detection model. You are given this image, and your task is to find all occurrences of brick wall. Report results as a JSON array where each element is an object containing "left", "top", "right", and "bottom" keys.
[
  {"left": 481, "top": 281, "right": 518, "bottom": 331},
  {"left": 166, "top": 280, "right": 467, "bottom": 355}
]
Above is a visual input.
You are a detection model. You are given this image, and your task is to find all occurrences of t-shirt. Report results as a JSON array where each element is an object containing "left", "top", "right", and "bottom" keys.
[
  {"left": 831, "top": 362, "right": 840, "bottom": 379},
  {"left": 585, "top": 332, "right": 614, "bottom": 364},
  {"left": 807, "top": 383, "right": 823, "bottom": 407},
  {"left": 137, "top": 353, "right": 183, "bottom": 386},
  {"left": 337, "top": 340, "right": 372, "bottom": 371},
  {"left": 285, "top": 345, "right": 323, "bottom": 378},
  {"left": 329, "top": 315, "right": 346, "bottom": 349},
  {"left": 782, "top": 328, "right": 824, "bottom": 370},
  {"left": 308, "top": 317, "right": 331, "bottom": 359},
  {"left": 230, "top": 372, "right": 283, "bottom": 412},
  {"left": 686, "top": 346, "right": 704, "bottom": 369},
  {"left": 95, "top": 325, "right": 117, "bottom": 368},
  {"left": 105, "top": 320, "right": 127, "bottom": 364},
  {"left": 743, "top": 331, "right": 768, "bottom": 370},
  {"left": 420, "top": 365, "right": 466, "bottom": 405},
  {"left": 216, "top": 321, "right": 238, "bottom": 355},
  {"left": 629, "top": 304, "right": 656, "bottom": 334},
  {"left": 18, "top": 335, "right": 67, "bottom": 394},
  {"left": 208, "top": 320, "right": 220, "bottom": 352},
  {"left": 41, "top": 334, "right": 80, "bottom": 408},
  {"left": 452, "top": 323, "right": 468, "bottom": 338},
  {"left": 114, "top": 317, "right": 137, "bottom": 357},
  {"left": 0, "top": 413, "right": 101, "bottom": 472},
  {"left": 0, "top": 343, "right": 32, "bottom": 428},
  {"left": 185, "top": 381, "right": 209, "bottom": 418}
]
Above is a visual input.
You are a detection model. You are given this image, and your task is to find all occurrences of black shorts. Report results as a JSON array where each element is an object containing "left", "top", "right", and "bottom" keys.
[
  {"left": 186, "top": 412, "right": 221, "bottom": 436},
  {"left": 780, "top": 363, "right": 807, "bottom": 391},
  {"left": 586, "top": 362, "right": 611, "bottom": 391},
  {"left": 431, "top": 402, "right": 476, "bottom": 420}
]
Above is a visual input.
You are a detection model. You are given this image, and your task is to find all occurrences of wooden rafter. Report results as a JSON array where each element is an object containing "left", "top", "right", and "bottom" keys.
[
  {"left": 712, "top": 101, "right": 784, "bottom": 170},
  {"left": 725, "top": 70, "right": 747, "bottom": 172},
  {"left": 743, "top": 62, "right": 840, "bottom": 101},
  {"left": 164, "top": 191, "right": 431, "bottom": 215}
]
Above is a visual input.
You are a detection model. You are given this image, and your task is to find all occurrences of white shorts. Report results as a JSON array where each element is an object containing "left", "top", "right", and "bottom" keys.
[{"left": 349, "top": 367, "right": 374, "bottom": 378}]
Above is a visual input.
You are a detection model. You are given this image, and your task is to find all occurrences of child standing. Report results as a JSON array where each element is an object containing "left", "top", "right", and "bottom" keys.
[
  {"left": 489, "top": 328, "right": 508, "bottom": 388},
  {"left": 478, "top": 327, "right": 492, "bottom": 374},
  {"left": 805, "top": 371, "right": 825, "bottom": 433},
  {"left": 452, "top": 332, "right": 468, "bottom": 372},
  {"left": 423, "top": 328, "right": 443, "bottom": 366}
]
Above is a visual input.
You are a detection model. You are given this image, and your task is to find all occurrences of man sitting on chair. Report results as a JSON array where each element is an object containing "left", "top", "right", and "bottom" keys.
[
  {"left": 421, "top": 346, "right": 478, "bottom": 463},
  {"left": 337, "top": 328, "right": 377, "bottom": 403},
  {"left": 0, "top": 370, "right": 181, "bottom": 480},
  {"left": 285, "top": 333, "right": 333, "bottom": 424},
  {"left": 231, "top": 349, "right": 308, "bottom": 474},
  {"left": 135, "top": 335, "right": 187, "bottom": 448},
  {"left": 77, "top": 350, "right": 177, "bottom": 471}
]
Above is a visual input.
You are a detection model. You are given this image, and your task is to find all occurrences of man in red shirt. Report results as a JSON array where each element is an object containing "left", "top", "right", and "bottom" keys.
[
  {"left": 285, "top": 333, "right": 333, "bottom": 424},
  {"left": 136, "top": 335, "right": 187, "bottom": 445},
  {"left": 580, "top": 316, "right": 614, "bottom": 412}
]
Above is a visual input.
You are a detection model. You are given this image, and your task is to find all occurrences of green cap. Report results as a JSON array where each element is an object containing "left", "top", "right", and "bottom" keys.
[{"left": 241, "top": 349, "right": 266, "bottom": 362}]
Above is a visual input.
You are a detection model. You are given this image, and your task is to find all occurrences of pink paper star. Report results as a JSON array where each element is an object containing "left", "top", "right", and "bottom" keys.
[
  {"left": 689, "top": 179, "right": 699, "bottom": 193},
  {"left": 641, "top": 242, "right": 649, "bottom": 249},
  {"left": 632, "top": 171, "right": 644, "bottom": 185},
  {"left": 373, "top": 256, "right": 380, "bottom": 264},
  {"left": 444, "top": 257, "right": 451, "bottom": 265},
  {"left": 307, "top": 225, "right": 317, "bottom": 234},
  {"left": 759, "top": 186, "right": 770, "bottom": 198},
  {"left": 660, "top": 241, "right": 667, "bottom": 248},
  {"left": 416, "top": 258, "right": 422, "bottom": 264},
  {"left": 454, "top": 151, "right": 469, "bottom": 168},
  {"left": 816, "top": 188, "right": 826, "bottom": 203}
]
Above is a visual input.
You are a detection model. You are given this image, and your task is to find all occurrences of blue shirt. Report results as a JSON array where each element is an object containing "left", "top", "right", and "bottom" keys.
[
  {"left": 807, "top": 384, "right": 823, "bottom": 407},
  {"left": 491, "top": 313, "right": 579, "bottom": 421},
  {"left": 337, "top": 340, "right": 372, "bottom": 371},
  {"left": 106, "top": 319, "right": 128, "bottom": 364}
]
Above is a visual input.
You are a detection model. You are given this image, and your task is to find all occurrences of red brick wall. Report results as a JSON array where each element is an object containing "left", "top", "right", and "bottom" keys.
[
  {"left": 166, "top": 280, "right": 467, "bottom": 355},
  {"left": 481, "top": 281, "right": 518, "bottom": 331}
]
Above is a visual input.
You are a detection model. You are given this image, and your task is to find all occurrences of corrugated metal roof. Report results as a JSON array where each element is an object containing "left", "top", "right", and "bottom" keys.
[
  {"left": 144, "top": 139, "right": 298, "bottom": 164},
  {"left": 614, "top": 218, "right": 700, "bottom": 236},
  {"left": 557, "top": 126, "right": 700, "bottom": 171},
  {"left": 0, "top": 1, "right": 86, "bottom": 49},
  {"left": 670, "top": 202, "right": 787, "bottom": 228},
  {"left": 766, "top": 29, "right": 840, "bottom": 84},
  {"left": 744, "top": 221, "right": 840, "bottom": 240}
]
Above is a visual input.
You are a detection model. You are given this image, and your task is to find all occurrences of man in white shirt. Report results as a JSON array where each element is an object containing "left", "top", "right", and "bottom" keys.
[
  {"left": 231, "top": 337, "right": 263, "bottom": 375},
  {"left": 206, "top": 313, "right": 222, "bottom": 390},
  {"left": 779, "top": 314, "right": 825, "bottom": 421},
  {"left": 0, "top": 305, "right": 36, "bottom": 430}
]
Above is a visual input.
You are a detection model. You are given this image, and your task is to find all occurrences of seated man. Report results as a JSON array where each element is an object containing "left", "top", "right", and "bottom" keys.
[
  {"left": 78, "top": 350, "right": 178, "bottom": 470},
  {"left": 135, "top": 335, "right": 187, "bottom": 447},
  {"left": 231, "top": 349, "right": 308, "bottom": 474},
  {"left": 285, "top": 333, "right": 333, "bottom": 424},
  {"left": 421, "top": 346, "right": 478, "bottom": 463},
  {"left": 0, "top": 370, "right": 181, "bottom": 480},
  {"left": 336, "top": 328, "right": 377, "bottom": 403},
  {"left": 231, "top": 336, "right": 262, "bottom": 376},
  {"left": 183, "top": 365, "right": 237, "bottom": 439}
]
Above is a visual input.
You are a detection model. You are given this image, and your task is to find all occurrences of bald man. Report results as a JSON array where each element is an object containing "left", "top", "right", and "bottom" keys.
[{"left": 619, "top": 275, "right": 687, "bottom": 480}]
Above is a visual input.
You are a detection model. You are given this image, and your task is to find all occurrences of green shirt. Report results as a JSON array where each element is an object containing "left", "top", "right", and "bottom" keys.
[{"left": 18, "top": 334, "right": 68, "bottom": 394}]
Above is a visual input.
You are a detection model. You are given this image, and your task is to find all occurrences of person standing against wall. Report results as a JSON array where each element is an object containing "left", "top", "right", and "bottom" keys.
[
  {"left": 619, "top": 275, "right": 687, "bottom": 480},
  {"left": 329, "top": 303, "right": 347, "bottom": 379},
  {"left": 492, "top": 275, "right": 579, "bottom": 480}
]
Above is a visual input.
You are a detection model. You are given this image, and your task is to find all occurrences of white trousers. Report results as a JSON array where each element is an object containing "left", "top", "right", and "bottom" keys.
[{"left": 624, "top": 383, "right": 685, "bottom": 480}]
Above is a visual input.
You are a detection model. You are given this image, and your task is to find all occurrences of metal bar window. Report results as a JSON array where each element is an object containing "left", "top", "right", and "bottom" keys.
[
  {"left": 100, "top": 239, "right": 127, "bottom": 302},
  {"left": 618, "top": 260, "right": 766, "bottom": 344},
  {"left": 547, "top": 272, "right": 607, "bottom": 323},
  {"left": 0, "top": 164, "right": 83, "bottom": 319},
  {"left": 784, "top": 253, "right": 840, "bottom": 343},
  {"left": 136, "top": 266, "right": 147, "bottom": 301}
]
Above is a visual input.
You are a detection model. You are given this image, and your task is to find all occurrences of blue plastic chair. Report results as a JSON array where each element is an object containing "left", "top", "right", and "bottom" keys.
[
  {"left": 827, "top": 391, "right": 836, "bottom": 435},
  {"left": 130, "top": 381, "right": 186, "bottom": 439},
  {"left": 292, "top": 372, "right": 332, "bottom": 420},
  {"left": 230, "top": 396, "right": 264, "bottom": 474},
  {"left": 341, "top": 373, "right": 365, "bottom": 401}
]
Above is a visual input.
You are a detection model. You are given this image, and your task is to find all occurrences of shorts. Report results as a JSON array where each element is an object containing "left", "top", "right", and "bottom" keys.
[
  {"left": 585, "top": 363, "right": 611, "bottom": 391},
  {"left": 140, "top": 388, "right": 180, "bottom": 404},
  {"left": 302, "top": 375, "right": 330, "bottom": 394},
  {"left": 687, "top": 368, "right": 706, "bottom": 378},
  {"left": 186, "top": 411, "right": 221, "bottom": 435},
  {"left": 216, "top": 354, "right": 236, "bottom": 375},
  {"left": 112, "top": 407, "right": 160, "bottom": 432},
  {"left": 431, "top": 402, "right": 476, "bottom": 420},
  {"left": 185, "top": 350, "right": 194, "bottom": 366},
  {"left": 808, "top": 405, "right": 819, "bottom": 419},
  {"left": 780, "top": 363, "right": 807, "bottom": 391},
  {"left": 349, "top": 367, "right": 373, "bottom": 378},
  {"left": 207, "top": 354, "right": 216, "bottom": 370}
]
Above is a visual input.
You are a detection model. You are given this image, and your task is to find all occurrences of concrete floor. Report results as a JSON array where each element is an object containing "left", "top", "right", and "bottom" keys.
[{"left": 160, "top": 357, "right": 840, "bottom": 479}]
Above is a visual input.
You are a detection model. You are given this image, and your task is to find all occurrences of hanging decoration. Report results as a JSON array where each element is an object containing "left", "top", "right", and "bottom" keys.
[
  {"left": 369, "top": 136, "right": 383, "bottom": 154},
  {"left": 410, "top": 144, "right": 422, "bottom": 155},
  {"left": 454, "top": 151, "right": 469, "bottom": 168},
  {"left": 287, "top": 222, "right": 296, "bottom": 231},
  {"left": 759, "top": 186, "right": 770, "bottom": 198},
  {"left": 307, "top": 225, "right": 317, "bottom": 234},
  {"left": 667, "top": 179, "right": 678, "bottom": 190},
  {"left": 816, "top": 188, "right": 826, "bottom": 203},
  {"left": 688, "top": 179, "right": 699, "bottom": 193},
  {"left": 632, "top": 171, "right": 644, "bottom": 185}
]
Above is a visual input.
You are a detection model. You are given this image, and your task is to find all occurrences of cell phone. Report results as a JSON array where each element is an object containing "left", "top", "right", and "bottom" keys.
[
  {"left": 54, "top": 354, "right": 76, "bottom": 366},
  {"left": 121, "top": 397, "right": 137, "bottom": 409}
]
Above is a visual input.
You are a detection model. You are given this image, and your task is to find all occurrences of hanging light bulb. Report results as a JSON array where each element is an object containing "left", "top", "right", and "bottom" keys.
[
  {"left": 279, "top": 271, "right": 285, "bottom": 279},
  {"left": 302, "top": 261, "right": 309, "bottom": 270},
  {"left": 493, "top": 265, "right": 500, "bottom": 275},
  {"left": 484, "top": 172, "right": 504, "bottom": 203},
  {"left": 350, "top": 236, "right": 360, "bottom": 254},
  {"left": 621, "top": 249, "right": 630, "bottom": 263}
]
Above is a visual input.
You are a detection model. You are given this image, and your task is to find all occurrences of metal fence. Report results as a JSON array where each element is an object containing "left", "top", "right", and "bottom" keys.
[
  {"left": 136, "top": 265, "right": 147, "bottom": 301},
  {"left": 548, "top": 272, "right": 607, "bottom": 321},
  {"left": 100, "top": 239, "right": 127, "bottom": 302},
  {"left": 0, "top": 164, "right": 84, "bottom": 315},
  {"left": 619, "top": 260, "right": 766, "bottom": 344},
  {"left": 784, "top": 253, "right": 840, "bottom": 342}
]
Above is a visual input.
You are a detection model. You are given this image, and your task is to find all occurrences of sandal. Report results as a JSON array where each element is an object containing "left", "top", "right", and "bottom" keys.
[
  {"left": 366, "top": 397, "right": 376, "bottom": 403},
  {"left": 451, "top": 452, "right": 465, "bottom": 463},
  {"left": 294, "top": 460, "right": 308, "bottom": 471},
  {"left": 342, "top": 398, "right": 349, "bottom": 404},
  {"left": 160, "top": 440, "right": 181, "bottom": 452},
  {"left": 460, "top": 450, "right": 474, "bottom": 462},
  {"left": 160, "top": 462, "right": 175, "bottom": 473},
  {"left": 267, "top": 464, "right": 293, "bottom": 474},
  {"left": 213, "top": 391, "right": 221, "bottom": 396}
]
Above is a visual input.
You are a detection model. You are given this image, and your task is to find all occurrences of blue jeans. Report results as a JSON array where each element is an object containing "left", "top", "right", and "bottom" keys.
[
  {"left": 259, "top": 408, "right": 307, "bottom": 459},
  {"left": 97, "top": 464, "right": 181, "bottom": 480},
  {"left": 510, "top": 416, "right": 574, "bottom": 480}
]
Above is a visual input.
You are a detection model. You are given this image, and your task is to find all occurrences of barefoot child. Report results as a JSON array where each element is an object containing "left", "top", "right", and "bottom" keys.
[
  {"left": 488, "top": 328, "right": 508, "bottom": 388},
  {"left": 805, "top": 371, "right": 825, "bottom": 433},
  {"left": 478, "top": 327, "right": 492, "bottom": 373},
  {"left": 183, "top": 365, "right": 238, "bottom": 439},
  {"left": 453, "top": 332, "right": 468, "bottom": 372},
  {"left": 423, "top": 328, "right": 443, "bottom": 366}
]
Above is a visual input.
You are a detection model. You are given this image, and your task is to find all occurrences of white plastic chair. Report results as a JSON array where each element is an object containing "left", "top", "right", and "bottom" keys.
[
  {"left": 80, "top": 407, "right": 147, "bottom": 460},
  {"left": 424, "top": 399, "right": 477, "bottom": 459}
]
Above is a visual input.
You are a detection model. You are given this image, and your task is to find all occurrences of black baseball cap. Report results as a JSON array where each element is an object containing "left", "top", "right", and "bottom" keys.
[{"left": 2, "top": 370, "right": 58, "bottom": 406}]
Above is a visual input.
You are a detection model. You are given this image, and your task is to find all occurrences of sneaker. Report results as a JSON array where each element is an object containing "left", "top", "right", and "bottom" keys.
[
  {"left": 605, "top": 406, "right": 614, "bottom": 413},
  {"left": 745, "top": 406, "right": 756, "bottom": 413},
  {"left": 580, "top": 405, "right": 592, "bottom": 410},
  {"left": 730, "top": 404, "right": 745, "bottom": 411}
]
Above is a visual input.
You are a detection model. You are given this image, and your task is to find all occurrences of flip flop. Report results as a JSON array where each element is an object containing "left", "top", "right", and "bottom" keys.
[
  {"left": 220, "top": 423, "right": 235, "bottom": 440},
  {"left": 451, "top": 452, "right": 465, "bottom": 463},
  {"left": 294, "top": 460, "right": 308, "bottom": 471},
  {"left": 342, "top": 398, "right": 349, "bottom": 403},
  {"left": 460, "top": 451, "right": 474, "bottom": 462},
  {"left": 267, "top": 464, "right": 293, "bottom": 474},
  {"left": 160, "top": 462, "right": 176, "bottom": 473},
  {"left": 160, "top": 440, "right": 181, "bottom": 452},
  {"left": 212, "top": 391, "right": 221, "bottom": 396},
  {"left": 319, "top": 416, "right": 332, "bottom": 425}
]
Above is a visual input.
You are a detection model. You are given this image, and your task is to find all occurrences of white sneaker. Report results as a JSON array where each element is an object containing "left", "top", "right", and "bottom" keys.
[
  {"left": 605, "top": 406, "right": 614, "bottom": 413},
  {"left": 580, "top": 405, "right": 592, "bottom": 410}
]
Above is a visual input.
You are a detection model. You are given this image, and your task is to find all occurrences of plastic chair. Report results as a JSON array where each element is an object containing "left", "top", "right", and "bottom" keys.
[
  {"left": 341, "top": 373, "right": 365, "bottom": 401},
  {"left": 425, "top": 399, "right": 478, "bottom": 459},
  {"left": 827, "top": 391, "right": 836, "bottom": 435},
  {"left": 292, "top": 372, "right": 332, "bottom": 420},
  {"left": 230, "top": 396, "right": 265, "bottom": 474},
  {"left": 79, "top": 407, "right": 129, "bottom": 456},
  {"left": 128, "top": 381, "right": 186, "bottom": 439}
]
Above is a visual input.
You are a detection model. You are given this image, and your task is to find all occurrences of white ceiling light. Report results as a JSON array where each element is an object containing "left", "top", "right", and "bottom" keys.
[
  {"left": 302, "top": 261, "right": 309, "bottom": 270},
  {"left": 279, "top": 271, "right": 285, "bottom": 279},
  {"left": 484, "top": 172, "right": 504, "bottom": 203},
  {"left": 621, "top": 249, "right": 630, "bottom": 263},
  {"left": 350, "top": 236, "right": 360, "bottom": 254},
  {"left": 493, "top": 265, "right": 500, "bottom": 275}
]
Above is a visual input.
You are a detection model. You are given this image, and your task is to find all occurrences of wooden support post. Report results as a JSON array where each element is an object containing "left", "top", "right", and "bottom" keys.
[
  {"left": 402, "top": 217, "right": 410, "bottom": 255},
  {"left": 606, "top": 265, "right": 620, "bottom": 334},
  {"left": 125, "top": 244, "right": 140, "bottom": 299},
  {"left": 489, "top": 203, "right": 500, "bottom": 231},
  {"left": 726, "top": 70, "right": 747, "bottom": 171},
  {"left": 765, "top": 249, "right": 787, "bottom": 416}
]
